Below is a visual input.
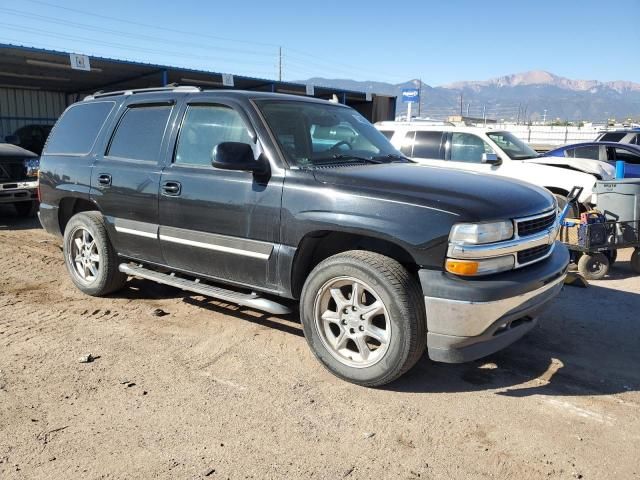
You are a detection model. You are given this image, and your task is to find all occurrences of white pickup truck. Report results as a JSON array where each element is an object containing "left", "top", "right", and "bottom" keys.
[{"left": 376, "top": 122, "right": 614, "bottom": 209}]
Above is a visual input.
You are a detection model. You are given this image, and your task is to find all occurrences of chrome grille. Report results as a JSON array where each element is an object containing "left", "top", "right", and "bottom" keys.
[
  {"left": 517, "top": 244, "right": 552, "bottom": 265},
  {"left": 517, "top": 211, "right": 556, "bottom": 237}
]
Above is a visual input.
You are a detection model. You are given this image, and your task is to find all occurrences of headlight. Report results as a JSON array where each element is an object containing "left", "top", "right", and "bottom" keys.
[
  {"left": 449, "top": 220, "right": 514, "bottom": 245},
  {"left": 445, "top": 255, "right": 515, "bottom": 276},
  {"left": 24, "top": 158, "right": 40, "bottom": 178}
]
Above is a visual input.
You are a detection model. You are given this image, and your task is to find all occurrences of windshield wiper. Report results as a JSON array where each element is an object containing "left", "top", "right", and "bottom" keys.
[
  {"left": 311, "top": 154, "right": 388, "bottom": 165},
  {"left": 373, "top": 153, "right": 411, "bottom": 163}
]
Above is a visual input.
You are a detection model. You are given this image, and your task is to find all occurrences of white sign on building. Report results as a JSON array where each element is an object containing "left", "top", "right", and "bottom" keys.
[{"left": 69, "top": 53, "right": 91, "bottom": 71}]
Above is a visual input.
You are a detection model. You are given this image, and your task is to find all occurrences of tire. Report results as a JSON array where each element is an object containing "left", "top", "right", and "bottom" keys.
[
  {"left": 553, "top": 194, "right": 579, "bottom": 219},
  {"left": 299, "top": 250, "right": 426, "bottom": 387},
  {"left": 631, "top": 248, "right": 640, "bottom": 274},
  {"left": 577, "top": 252, "right": 609, "bottom": 280},
  {"left": 63, "top": 211, "right": 127, "bottom": 296},
  {"left": 13, "top": 200, "right": 38, "bottom": 217}
]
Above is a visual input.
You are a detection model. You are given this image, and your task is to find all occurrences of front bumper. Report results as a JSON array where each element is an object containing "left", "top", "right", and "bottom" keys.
[
  {"left": 420, "top": 242, "right": 569, "bottom": 363},
  {"left": 0, "top": 181, "right": 38, "bottom": 204}
]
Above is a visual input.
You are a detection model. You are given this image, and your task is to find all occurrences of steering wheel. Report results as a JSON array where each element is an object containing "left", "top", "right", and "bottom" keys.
[{"left": 330, "top": 140, "right": 353, "bottom": 152}]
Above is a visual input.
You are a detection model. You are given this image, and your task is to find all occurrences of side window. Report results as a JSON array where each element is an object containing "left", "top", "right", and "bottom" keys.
[
  {"left": 615, "top": 147, "right": 640, "bottom": 164},
  {"left": 107, "top": 104, "right": 172, "bottom": 161},
  {"left": 571, "top": 145, "right": 600, "bottom": 160},
  {"left": 175, "top": 105, "right": 252, "bottom": 167},
  {"left": 450, "top": 133, "right": 494, "bottom": 163},
  {"left": 412, "top": 131, "right": 444, "bottom": 159},
  {"left": 600, "top": 132, "right": 625, "bottom": 142},
  {"left": 44, "top": 101, "right": 115, "bottom": 155},
  {"left": 632, "top": 134, "right": 640, "bottom": 146},
  {"left": 378, "top": 130, "right": 394, "bottom": 140},
  {"left": 400, "top": 131, "right": 416, "bottom": 156}
]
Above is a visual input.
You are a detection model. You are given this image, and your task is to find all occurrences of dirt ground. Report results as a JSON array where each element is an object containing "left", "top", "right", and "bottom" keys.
[{"left": 0, "top": 207, "right": 639, "bottom": 480}]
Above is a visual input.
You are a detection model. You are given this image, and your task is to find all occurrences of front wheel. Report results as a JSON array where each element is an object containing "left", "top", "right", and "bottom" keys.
[
  {"left": 300, "top": 250, "right": 426, "bottom": 387},
  {"left": 63, "top": 212, "right": 127, "bottom": 296}
]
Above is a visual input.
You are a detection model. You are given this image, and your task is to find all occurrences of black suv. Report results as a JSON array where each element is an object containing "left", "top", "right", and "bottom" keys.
[{"left": 39, "top": 87, "right": 569, "bottom": 386}]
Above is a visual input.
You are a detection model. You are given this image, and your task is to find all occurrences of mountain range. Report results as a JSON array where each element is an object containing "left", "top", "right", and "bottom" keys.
[{"left": 302, "top": 71, "right": 640, "bottom": 122}]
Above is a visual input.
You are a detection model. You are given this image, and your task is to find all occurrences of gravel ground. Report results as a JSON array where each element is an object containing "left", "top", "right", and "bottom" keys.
[{"left": 0, "top": 208, "right": 639, "bottom": 480}]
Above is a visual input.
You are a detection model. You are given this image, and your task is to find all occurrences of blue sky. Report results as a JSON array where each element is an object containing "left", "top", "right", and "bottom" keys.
[{"left": 1, "top": 0, "right": 638, "bottom": 85}]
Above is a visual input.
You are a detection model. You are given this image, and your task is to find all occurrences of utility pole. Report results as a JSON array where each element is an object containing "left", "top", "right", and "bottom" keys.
[
  {"left": 543, "top": 109, "right": 547, "bottom": 124},
  {"left": 278, "top": 46, "right": 282, "bottom": 82},
  {"left": 482, "top": 104, "right": 486, "bottom": 127},
  {"left": 459, "top": 93, "right": 463, "bottom": 116}
]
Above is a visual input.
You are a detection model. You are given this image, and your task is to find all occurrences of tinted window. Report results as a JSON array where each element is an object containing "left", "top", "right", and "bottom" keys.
[
  {"left": 568, "top": 145, "right": 600, "bottom": 160},
  {"left": 378, "top": 130, "right": 394, "bottom": 140},
  {"left": 412, "top": 131, "right": 444, "bottom": 159},
  {"left": 175, "top": 105, "right": 252, "bottom": 167},
  {"left": 600, "top": 132, "right": 625, "bottom": 142},
  {"left": 400, "top": 131, "right": 415, "bottom": 156},
  {"left": 450, "top": 133, "right": 494, "bottom": 163},
  {"left": 107, "top": 105, "right": 172, "bottom": 161},
  {"left": 44, "top": 101, "right": 115, "bottom": 155},
  {"left": 614, "top": 147, "right": 640, "bottom": 164},
  {"left": 632, "top": 134, "right": 640, "bottom": 145},
  {"left": 258, "top": 101, "right": 397, "bottom": 167}
]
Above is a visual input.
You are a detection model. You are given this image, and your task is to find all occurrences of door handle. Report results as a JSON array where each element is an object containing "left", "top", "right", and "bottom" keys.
[
  {"left": 162, "top": 181, "right": 182, "bottom": 196},
  {"left": 97, "top": 173, "right": 112, "bottom": 186}
]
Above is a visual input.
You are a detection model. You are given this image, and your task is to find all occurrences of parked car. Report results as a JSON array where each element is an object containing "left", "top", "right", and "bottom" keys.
[
  {"left": 595, "top": 128, "right": 640, "bottom": 145},
  {"left": 376, "top": 122, "right": 615, "bottom": 211},
  {"left": 39, "top": 87, "right": 568, "bottom": 387},
  {"left": 5, "top": 124, "right": 53, "bottom": 155},
  {"left": 0, "top": 143, "right": 39, "bottom": 216},
  {"left": 545, "top": 141, "right": 640, "bottom": 178}
]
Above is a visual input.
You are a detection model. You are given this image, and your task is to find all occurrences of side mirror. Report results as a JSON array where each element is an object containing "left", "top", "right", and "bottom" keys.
[
  {"left": 212, "top": 142, "right": 269, "bottom": 175},
  {"left": 5, "top": 135, "right": 19, "bottom": 145},
  {"left": 482, "top": 152, "right": 502, "bottom": 165}
]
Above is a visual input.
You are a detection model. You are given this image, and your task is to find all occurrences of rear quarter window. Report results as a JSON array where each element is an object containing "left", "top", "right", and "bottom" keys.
[{"left": 44, "top": 101, "right": 115, "bottom": 155}]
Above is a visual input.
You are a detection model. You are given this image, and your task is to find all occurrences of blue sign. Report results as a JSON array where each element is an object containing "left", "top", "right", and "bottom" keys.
[{"left": 401, "top": 88, "right": 420, "bottom": 103}]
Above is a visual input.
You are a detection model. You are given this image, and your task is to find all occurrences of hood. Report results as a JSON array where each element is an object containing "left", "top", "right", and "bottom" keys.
[
  {"left": 531, "top": 156, "right": 615, "bottom": 180},
  {"left": 312, "top": 163, "right": 555, "bottom": 222}
]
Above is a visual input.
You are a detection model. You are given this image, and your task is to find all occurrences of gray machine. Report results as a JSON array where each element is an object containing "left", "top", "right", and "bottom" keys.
[{"left": 595, "top": 179, "right": 640, "bottom": 223}]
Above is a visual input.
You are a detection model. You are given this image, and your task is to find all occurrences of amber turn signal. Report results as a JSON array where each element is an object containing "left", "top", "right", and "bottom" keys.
[{"left": 445, "top": 259, "right": 479, "bottom": 276}]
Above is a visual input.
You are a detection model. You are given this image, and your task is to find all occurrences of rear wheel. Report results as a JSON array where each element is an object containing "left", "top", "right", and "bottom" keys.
[
  {"left": 13, "top": 200, "right": 38, "bottom": 217},
  {"left": 577, "top": 252, "right": 609, "bottom": 280},
  {"left": 631, "top": 248, "right": 640, "bottom": 274},
  {"left": 300, "top": 250, "right": 426, "bottom": 387},
  {"left": 63, "top": 212, "right": 127, "bottom": 296}
]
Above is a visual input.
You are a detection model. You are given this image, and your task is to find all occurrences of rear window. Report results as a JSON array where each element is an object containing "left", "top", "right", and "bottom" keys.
[
  {"left": 107, "top": 104, "right": 172, "bottom": 161},
  {"left": 44, "top": 101, "right": 115, "bottom": 155}
]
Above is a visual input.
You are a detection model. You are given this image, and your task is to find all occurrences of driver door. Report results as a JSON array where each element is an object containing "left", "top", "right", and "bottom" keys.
[
  {"left": 158, "top": 99, "right": 284, "bottom": 291},
  {"left": 445, "top": 132, "right": 498, "bottom": 175}
]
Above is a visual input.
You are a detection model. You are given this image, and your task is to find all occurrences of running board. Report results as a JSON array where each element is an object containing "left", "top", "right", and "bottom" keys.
[{"left": 118, "top": 263, "right": 291, "bottom": 315}]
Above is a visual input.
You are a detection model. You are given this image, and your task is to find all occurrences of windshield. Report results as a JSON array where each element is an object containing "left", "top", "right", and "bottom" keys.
[
  {"left": 486, "top": 131, "right": 539, "bottom": 160},
  {"left": 256, "top": 100, "right": 404, "bottom": 167}
]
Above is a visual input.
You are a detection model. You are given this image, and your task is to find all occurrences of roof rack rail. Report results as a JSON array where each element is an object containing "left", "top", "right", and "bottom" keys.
[{"left": 84, "top": 85, "right": 201, "bottom": 101}]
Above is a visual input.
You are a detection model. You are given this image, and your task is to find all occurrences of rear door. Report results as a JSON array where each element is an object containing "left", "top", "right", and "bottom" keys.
[
  {"left": 157, "top": 97, "right": 283, "bottom": 291},
  {"left": 400, "top": 130, "right": 446, "bottom": 167},
  {"left": 91, "top": 96, "right": 179, "bottom": 264}
]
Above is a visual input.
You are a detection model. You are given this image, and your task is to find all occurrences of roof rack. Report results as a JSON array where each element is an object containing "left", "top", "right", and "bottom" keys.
[{"left": 84, "top": 85, "right": 201, "bottom": 101}]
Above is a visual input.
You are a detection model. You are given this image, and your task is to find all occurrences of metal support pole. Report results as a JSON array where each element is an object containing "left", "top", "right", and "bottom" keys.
[{"left": 407, "top": 102, "right": 412, "bottom": 122}]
